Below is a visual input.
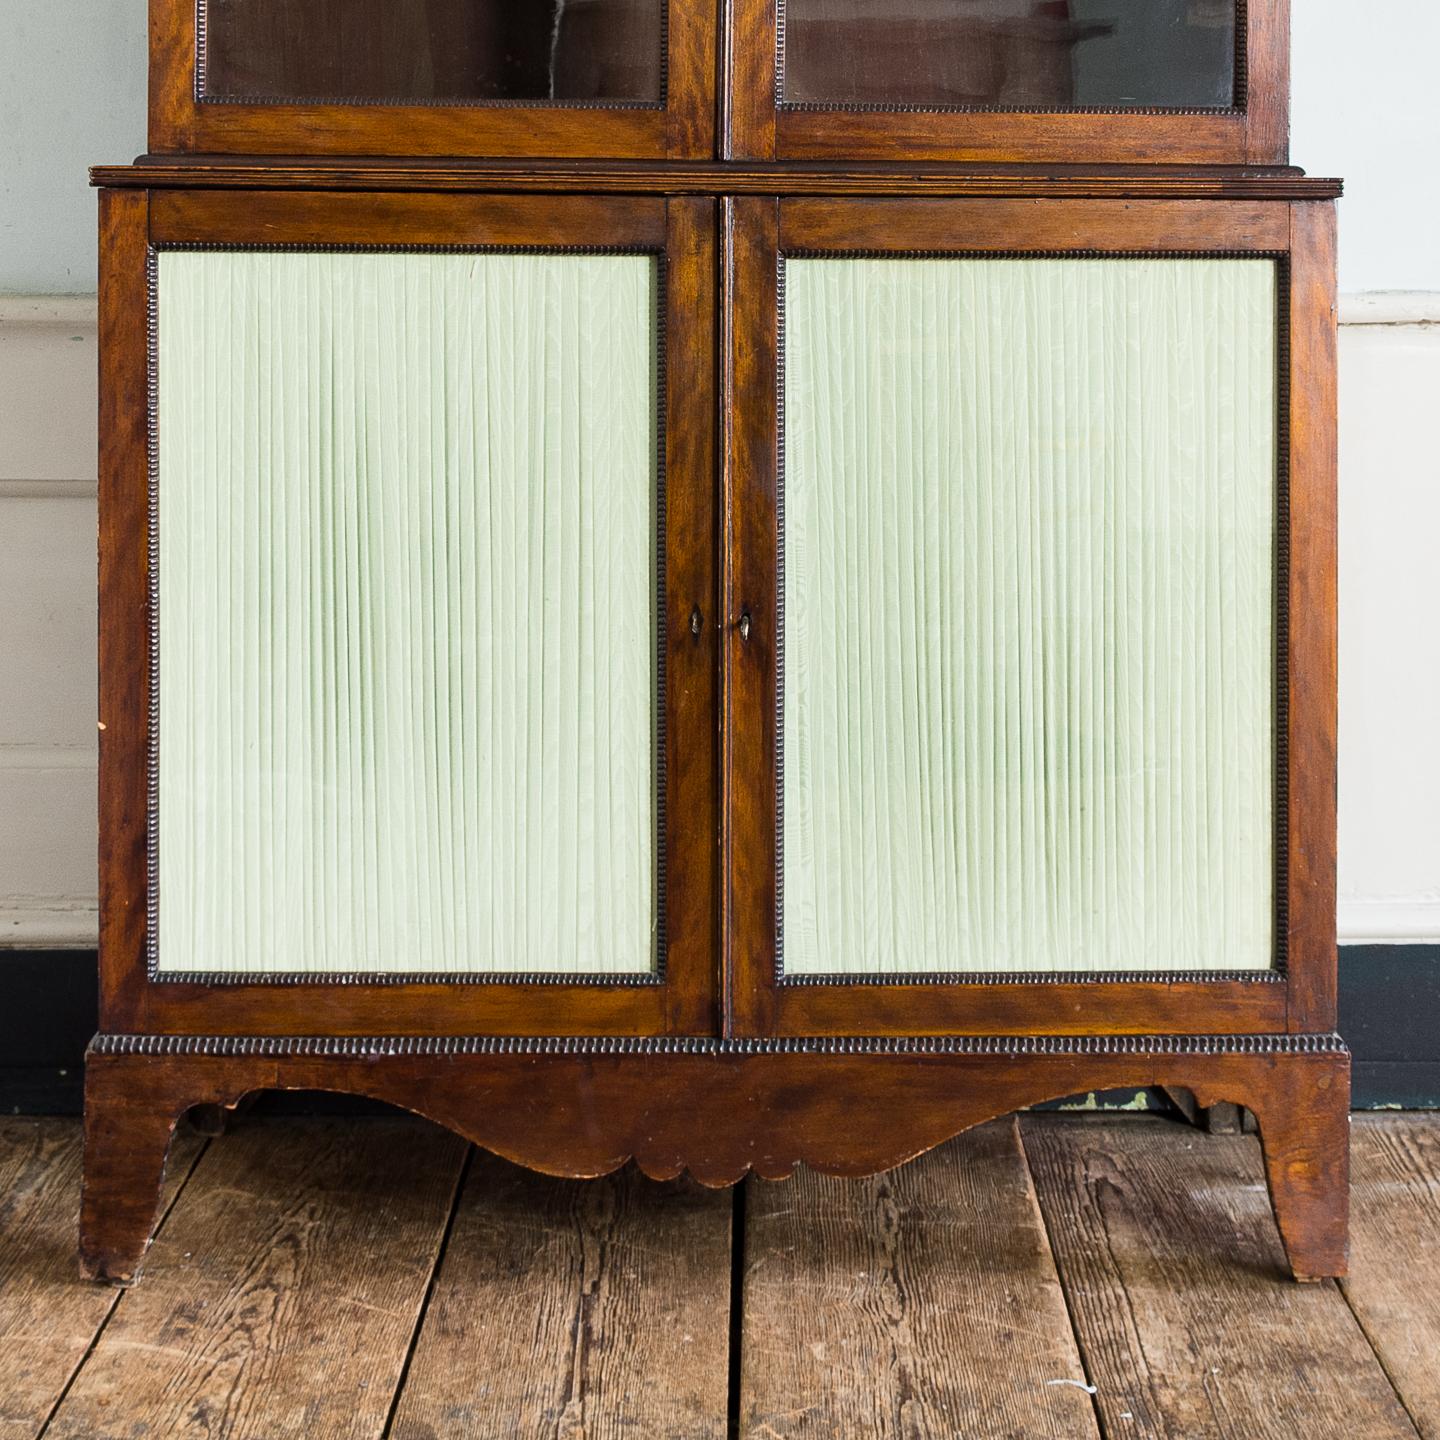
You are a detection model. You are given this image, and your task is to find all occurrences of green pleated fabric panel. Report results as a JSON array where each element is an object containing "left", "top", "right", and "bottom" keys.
[
  {"left": 156, "top": 250, "right": 659, "bottom": 975},
  {"left": 782, "top": 257, "right": 1277, "bottom": 975}
]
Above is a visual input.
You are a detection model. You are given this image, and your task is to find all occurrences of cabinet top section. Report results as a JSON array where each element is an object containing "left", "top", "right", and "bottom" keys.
[{"left": 146, "top": 0, "right": 1295, "bottom": 167}]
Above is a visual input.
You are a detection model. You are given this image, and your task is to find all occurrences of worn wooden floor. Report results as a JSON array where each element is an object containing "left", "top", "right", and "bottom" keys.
[{"left": 2, "top": 1112, "right": 1436, "bottom": 1440}]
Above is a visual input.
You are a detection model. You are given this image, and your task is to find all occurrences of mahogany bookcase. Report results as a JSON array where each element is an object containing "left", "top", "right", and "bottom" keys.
[{"left": 84, "top": 0, "right": 1345, "bottom": 1284}]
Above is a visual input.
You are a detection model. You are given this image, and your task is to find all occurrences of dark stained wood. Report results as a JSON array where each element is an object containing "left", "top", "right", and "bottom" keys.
[
  {"left": 664, "top": 0, "right": 718, "bottom": 159},
  {"left": 779, "top": 196, "right": 1292, "bottom": 252},
  {"left": 729, "top": 0, "right": 777, "bottom": 159},
  {"left": 391, "top": 1152, "right": 732, "bottom": 1439},
  {"left": 1245, "top": 0, "right": 1292, "bottom": 165},
  {"left": 764, "top": 983, "right": 1290, "bottom": 1040},
  {"left": 78, "top": 1037, "right": 1348, "bottom": 1285},
  {"left": 60, "top": 1119, "right": 466, "bottom": 1440},
  {"left": 93, "top": 160, "right": 1344, "bottom": 201},
  {"left": 96, "top": 188, "right": 151, "bottom": 1038},
  {"left": 1343, "top": 1116, "right": 1440, "bottom": 1436},
  {"left": 147, "top": 0, "right": 714, "bottom": 159},
  {"left": 80, "top": 1053, "right": 192, "bottom": 1285},
  {"left": 1023, "top": 1115, "right": 1400, "bottom": 1438},
  {"left": 773, "top": 107, "right": 1254, "bottom": 166},
  {"left": 731, "top": 0, "right": 1291, "bottom": 166},
  {"left": 1284, "top": 200, "right": 1340, "bottom": 1035},
  {"left": 724, "top": 196, "right": 781, "bottom": 1038},
  {"left": 739, "top": 1120, "right": 1100, "bottom": 1439},
  {"left": 0, "top": 1119, "right": 201, "bottom": 1440},
  {"left": 663, "top": 195, "right": 722, "bottom": 1035},
  {"left": 148, "top": 187, "right": 668, "bottom": 248}
]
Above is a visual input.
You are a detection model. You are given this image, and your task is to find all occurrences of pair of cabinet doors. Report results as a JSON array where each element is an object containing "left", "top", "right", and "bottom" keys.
[
  {"left": 154, "top": 0, "right": 1287, "bottom": 163},
  {"left": 98, "top": 187, "right": 1335, "bottom": 1043}
]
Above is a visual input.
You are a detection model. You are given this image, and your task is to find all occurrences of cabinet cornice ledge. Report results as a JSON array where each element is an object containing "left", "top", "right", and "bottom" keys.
[
  {"left": 91, "top": 159, "right": 1344, "bottom": 201},
  {"left": 89, "top": 1031, "right": 1349, "bottom": 1059}
]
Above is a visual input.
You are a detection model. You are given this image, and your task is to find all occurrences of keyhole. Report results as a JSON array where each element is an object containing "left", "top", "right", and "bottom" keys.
[
  {"left": 738, "top": 610, "right": 752, "bottom": 642},
  {"left": 690, "top": 606, "right": 702, "bottom": 636}
]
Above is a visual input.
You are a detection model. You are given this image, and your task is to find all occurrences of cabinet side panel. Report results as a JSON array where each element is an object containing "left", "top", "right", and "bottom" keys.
[{"left": 1283, "top": 202, "right": 1338, "bottom": 1030}]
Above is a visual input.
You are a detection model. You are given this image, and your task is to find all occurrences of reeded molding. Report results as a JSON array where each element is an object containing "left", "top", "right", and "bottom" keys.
[{"left": 90, "top": 1030, "right": 1348, "bottom": 1059}]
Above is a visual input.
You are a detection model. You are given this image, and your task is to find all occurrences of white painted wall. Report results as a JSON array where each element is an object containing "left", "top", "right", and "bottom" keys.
[
  {"left": 0, "top": 2, "right": 146, "bottom": 294},
  {"left": 1336, "top": 307, "right": 1440, "bottom": 942},
  {"left": 1292, "top": 5, "right": 1440, "bottom": 293},
  {"left": 0, "top": 301, "right": 98, "bottom": 942},
  {"left": 1, "top": 1, "right": 1437, "bottom": 946}
]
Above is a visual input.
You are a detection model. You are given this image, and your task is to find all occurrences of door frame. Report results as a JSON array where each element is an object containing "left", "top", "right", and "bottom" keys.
[
  {"left": 148, "top": 0, "right": 716, "bottom": 159},
  {"left": 98, "top": 187, "right": 719, "bottom": 1037},
  {"left": 727, "top": 0, "right": 1289, "bottom": 165},
  {"left": 722, "top": 194, "right": 1336, "bottom": 1037}
]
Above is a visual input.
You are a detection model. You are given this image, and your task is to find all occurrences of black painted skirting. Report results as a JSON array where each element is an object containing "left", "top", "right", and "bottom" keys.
[{"left": 2, "top": 945, "right": 1436, "bottom": 1113}]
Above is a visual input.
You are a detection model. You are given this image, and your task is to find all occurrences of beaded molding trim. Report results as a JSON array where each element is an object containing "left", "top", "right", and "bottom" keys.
[
  {"left": 144, "top": 241, "right": 671, "bottom": 989},
  {"left": 771, "top": 248, "right": 1293, "bottom": 988},
  {"left": 91, "top": 1031, "right": 1348, "bottom": 1059}
]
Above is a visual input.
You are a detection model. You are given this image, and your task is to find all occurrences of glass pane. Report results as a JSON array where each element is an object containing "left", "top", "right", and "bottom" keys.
[
  {"left": 781, "top": 0, "right": 1237, "bottom": 109},
  {"left": 781, "top": 257, "right": 1275, "bottom": 975},
  {"left": 156, "top": 250, "right": 660, "bottom": 975},
  {"left": 201, "top": 0, "right": 664, "bottom": 103}
]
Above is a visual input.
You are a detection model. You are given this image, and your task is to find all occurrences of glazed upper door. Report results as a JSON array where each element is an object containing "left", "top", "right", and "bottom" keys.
[
  {"left": 728, "top": 0, "right": 1289, "bottom": 163},
  {"left": 724, "top": 195, "right": 1336, "bottom": 1037},
  {"left": 98, "top": 189, "right": 718, "bottom": 1036},
  {"left": 150, "top": 0, "right": 714, "bottom": 157}
]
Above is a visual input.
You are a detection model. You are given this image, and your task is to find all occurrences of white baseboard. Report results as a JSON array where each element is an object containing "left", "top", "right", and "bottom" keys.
[
  {"left": 1, "top": 903, "right": 99, "bottom": 948},
  {"left": 1337, "top": 292, "right": 1440, "bottom": 326},
  {"left": 1337, "top": 900, "right": 1440, "bottom": 946}
]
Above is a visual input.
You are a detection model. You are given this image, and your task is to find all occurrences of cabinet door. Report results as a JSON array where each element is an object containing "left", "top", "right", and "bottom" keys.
[
  {"left": 151, "top": 0, "right": 713, "bottom": 158},
  {"left": 729, "top": 0, "right": 1287, "bottom": 164},
  {"left": 99, "top": 190, "right": 717, "bottom": 1036},
  {"left": 725, "top": 196, "right": 1335, "bottom": 1037}
]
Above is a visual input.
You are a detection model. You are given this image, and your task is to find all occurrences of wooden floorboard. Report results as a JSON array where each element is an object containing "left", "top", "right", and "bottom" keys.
[
  {"left": 1344, "top": 1115, "right": 1440, "bottom": 1438},
  {"left": 1022, "top": 1114, "right": 1418, "bottom": 1440},
  {"left": 738, "top": 1118, "right": 1100, "bottom": 1440},
  {"left": 42, "top": 1117, "right": 466, "bottom": 1440},
  {"left": 0, "top": 1117, "right": 203, "bottom": 1440},
  {"left": 389, "top": 1150, "right": 733, "bottom": 1440},
  {"left": 6, "top": 1112, "right": 1433, "bottom": 1439}
]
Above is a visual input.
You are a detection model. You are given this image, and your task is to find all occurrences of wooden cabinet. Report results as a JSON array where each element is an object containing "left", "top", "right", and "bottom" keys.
[{"left": 85, "top": 1, "right": 1346, "bottom": 1284}]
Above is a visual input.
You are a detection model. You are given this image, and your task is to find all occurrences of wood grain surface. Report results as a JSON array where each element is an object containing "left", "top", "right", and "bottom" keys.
[
  {"left": 738, "top": 1120, "right": 1100, "bottom": 1440},
  {"left": 52, "top": 1119, "right": 465, "bottom": 1440},
  {"left": 6, "top": 1114, "right": 1437, "bottom": 1438},
  {"left": 1344, "top": 1116, "right": 1440, "bottom": 1437},
  {"left": 0, "top": 1119, "right": 201, "bottom": 1440},
  {"left": 390, "top": 1151, "right": 733, "bottom": 1439},
  {"left": 1022, "top": 1115, "right": 1414, "bottom": 1439}
]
